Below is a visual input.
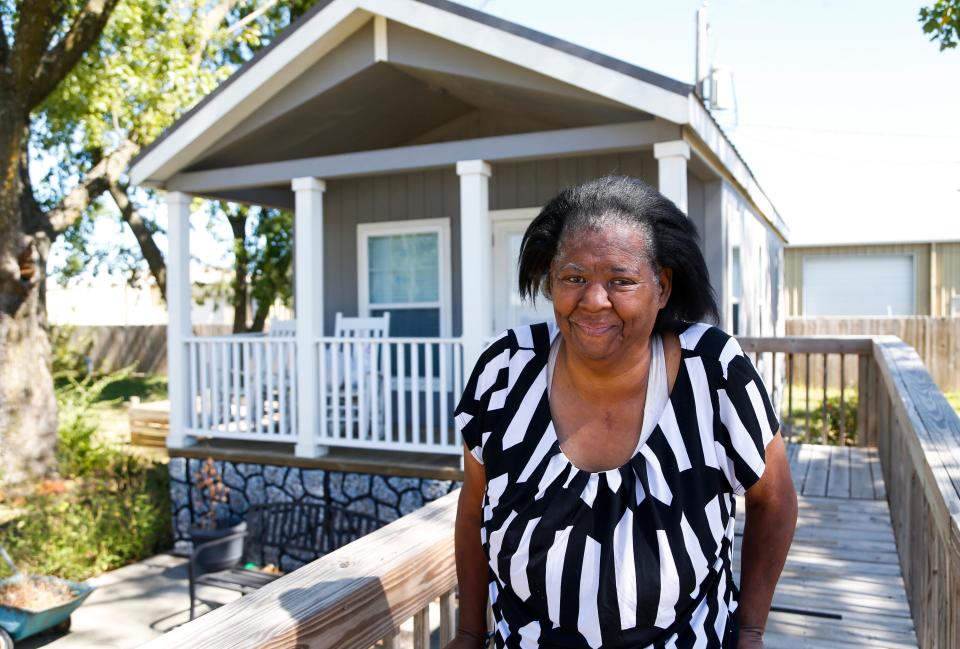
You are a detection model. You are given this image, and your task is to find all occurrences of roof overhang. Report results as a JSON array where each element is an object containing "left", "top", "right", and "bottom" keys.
[{"left": 128, "top": 0, "right": 787, "bottom": 240}]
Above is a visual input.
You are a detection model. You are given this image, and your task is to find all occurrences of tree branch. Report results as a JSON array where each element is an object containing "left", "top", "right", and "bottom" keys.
[
  {"left": 27, "top": 0, "right": 122, "bottom": 110},
  {"left": 44, "top": 138, "right": 137, "bottom": 234},
  {"left": 190, "top": 0, "right": 239, "bottom": 68},
  {"left": 109, "top": 180, "right": 167, "bottom": 301}
]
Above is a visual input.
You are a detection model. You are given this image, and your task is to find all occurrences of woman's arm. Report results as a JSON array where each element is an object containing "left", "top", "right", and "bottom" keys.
[
  {"left": 445, "top": 445, "right": 489, "bottom": 649},
  {"left": 737, "top": 432, "right": 797, "bottom": 648}
]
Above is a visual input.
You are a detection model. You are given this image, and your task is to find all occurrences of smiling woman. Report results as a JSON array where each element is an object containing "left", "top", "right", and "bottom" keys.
[{"left": 449, "top": 177, "right": 798, "bottom": 649}]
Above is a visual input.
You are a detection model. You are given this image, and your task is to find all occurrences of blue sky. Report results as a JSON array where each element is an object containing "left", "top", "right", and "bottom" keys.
[{"left": 453, "top": 0, "right": 960, "bottom": 244}]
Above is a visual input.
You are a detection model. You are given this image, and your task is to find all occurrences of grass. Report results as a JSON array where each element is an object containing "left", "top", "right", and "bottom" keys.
[{"left": 945, "top": 391, "right": 960, "bottom": 415}]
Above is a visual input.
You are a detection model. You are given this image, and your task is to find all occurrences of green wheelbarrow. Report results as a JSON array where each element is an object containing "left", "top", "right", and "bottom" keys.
[{"left": 0, "top": 546, "right": 94, "bottom": 648}]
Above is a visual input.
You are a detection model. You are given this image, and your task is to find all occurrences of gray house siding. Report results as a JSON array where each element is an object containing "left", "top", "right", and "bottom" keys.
[
  {"left": 490, "top": 151, "right": 657, "bottom": 209},
  {"left": 322, "top": 168, "right": 461, "bottom": 335},
  {"left": 320, "top": 151, "right": 658, "bottom": 336}
]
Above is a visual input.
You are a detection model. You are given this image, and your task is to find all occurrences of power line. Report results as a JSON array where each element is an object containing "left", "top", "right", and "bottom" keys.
[{"left": 738, "top": 123, "right": 960, "bottom": 140}]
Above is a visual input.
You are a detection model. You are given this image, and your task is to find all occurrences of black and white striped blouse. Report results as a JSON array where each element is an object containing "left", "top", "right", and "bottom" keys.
[{"left": 454, "top": 322, "right": 778, "bottom": 649}]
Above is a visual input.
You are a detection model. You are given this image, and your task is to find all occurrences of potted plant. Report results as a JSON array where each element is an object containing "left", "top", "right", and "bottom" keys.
[{"left": 188, "top": 458, "right": 246, "bottom": 573}]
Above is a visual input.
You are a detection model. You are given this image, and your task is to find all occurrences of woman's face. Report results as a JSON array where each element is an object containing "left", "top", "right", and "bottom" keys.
[{"left": 549, "top": 222, "right": 672, "bottom": 363}]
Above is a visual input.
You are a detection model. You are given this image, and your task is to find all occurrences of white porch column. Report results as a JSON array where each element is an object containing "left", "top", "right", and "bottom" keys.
[
  {"left": 457, "top": 159, "right": 493, "bottom": 370},
  {"left": 165, "top": 192, "right": 192, "bottom": 450},
  {"left": 292, "top": 177, "right": 327, "bottom": 458},
  {"left": 654, "top": 140, "right": 691, "bottom": 214}
]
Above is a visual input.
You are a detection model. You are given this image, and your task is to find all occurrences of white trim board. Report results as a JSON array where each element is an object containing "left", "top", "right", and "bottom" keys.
[
  {"left": 166, "top": 120, "right": 676, "bottom": 193},
  {"left": 357, "top": 217, "right": 453, "bottom": 337}
]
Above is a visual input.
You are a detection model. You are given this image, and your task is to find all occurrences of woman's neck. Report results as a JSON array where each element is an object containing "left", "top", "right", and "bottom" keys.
[{"left": 557, "top": 334, "right": 653, "bottom": 402}]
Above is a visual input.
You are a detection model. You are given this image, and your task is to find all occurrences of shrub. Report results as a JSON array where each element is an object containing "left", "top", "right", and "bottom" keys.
[
  {"left": 785, "top": 392, "right": 858, "bottom": 445},
  {"left": 0, "top": 367, "right": 172, "bottom": 581}
]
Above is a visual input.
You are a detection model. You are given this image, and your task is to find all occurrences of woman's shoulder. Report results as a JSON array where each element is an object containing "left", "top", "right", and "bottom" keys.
[
  {"left": 481, "top": 322, "right": 556, "bottom": 360},
  {"left": 673, "top": 321, "right": 745, "bottom": 369}
]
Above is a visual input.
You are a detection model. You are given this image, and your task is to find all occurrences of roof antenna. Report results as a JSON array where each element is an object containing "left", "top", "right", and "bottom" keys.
[
  {"left": 695, "top": 2, "right": 739, "bottom": 129},
  {"left": 695, "top": 1, "right": 711, "bottom": 103}
]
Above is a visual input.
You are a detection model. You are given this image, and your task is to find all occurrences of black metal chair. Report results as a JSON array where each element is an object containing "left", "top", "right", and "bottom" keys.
[{"left": 188, "top": 502, "right": 387, "bottom": 620}]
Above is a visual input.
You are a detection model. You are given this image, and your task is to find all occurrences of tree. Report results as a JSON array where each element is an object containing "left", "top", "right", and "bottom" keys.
[
  {"left": 919, "top": 1, "right": 960, "bottom": 50},
  {"left": 0, "top": 0, "right": 123, "bottom": 486},
  {"left": 0, "top": 0, "right": 312, "bottom": 485}
]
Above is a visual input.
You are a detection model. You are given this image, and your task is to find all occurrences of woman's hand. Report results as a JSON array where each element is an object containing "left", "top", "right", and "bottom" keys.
[{"left": 737, "top": 625, "right": 765, "bottom": 648}]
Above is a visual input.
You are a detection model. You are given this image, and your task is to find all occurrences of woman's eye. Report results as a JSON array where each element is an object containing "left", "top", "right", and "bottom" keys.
[
  {"left": 611, "top": 278, "right": 636, "bottom": 287},
  {"left": 562, "top": 275, "right": 585, "bottom": 284}
]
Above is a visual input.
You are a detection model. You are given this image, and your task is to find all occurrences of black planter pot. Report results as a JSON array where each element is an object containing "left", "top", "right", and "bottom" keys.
[{"left": 189, "top": 519, "right": 247, "bottom": 572}]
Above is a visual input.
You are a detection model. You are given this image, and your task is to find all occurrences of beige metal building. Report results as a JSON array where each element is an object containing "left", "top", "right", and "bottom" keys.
[{"left": 785, "top": 240, "right": 960, "bottom": 317}]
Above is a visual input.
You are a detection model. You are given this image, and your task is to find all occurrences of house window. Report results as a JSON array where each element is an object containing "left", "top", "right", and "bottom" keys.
[{"left": 358, "top": 219, "right": 452, "bottom": 337}]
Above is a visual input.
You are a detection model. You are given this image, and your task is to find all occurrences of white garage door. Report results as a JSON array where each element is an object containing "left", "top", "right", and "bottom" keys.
[{"left": 803, "top": 255, "right": 915, "bottom": 316}]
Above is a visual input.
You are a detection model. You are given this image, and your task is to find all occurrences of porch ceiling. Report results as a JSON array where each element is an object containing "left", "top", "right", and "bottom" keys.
[{"left": 187, "top": 62, "right": 647, "bottom": 172}]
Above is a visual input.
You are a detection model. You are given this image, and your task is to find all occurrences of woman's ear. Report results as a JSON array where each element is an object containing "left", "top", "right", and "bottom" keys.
[{"left": 658, "top": 267, "right": 673, "bottom": 309}]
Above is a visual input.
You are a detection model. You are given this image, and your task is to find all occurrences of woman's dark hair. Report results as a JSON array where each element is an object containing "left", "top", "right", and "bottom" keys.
[{"left": 518, "top": 175, "right": 719, "bottom": 333}]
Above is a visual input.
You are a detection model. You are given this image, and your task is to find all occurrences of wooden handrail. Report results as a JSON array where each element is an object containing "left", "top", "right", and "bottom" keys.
[
  {"left": 142, "top": 490, "right": 459, "bottom": 649},
  {"left": 870, "top": 336, "right": 960, "bottom": 649},
  {"left": 737, "top": 335, "right": 874, "bottom": 354}
]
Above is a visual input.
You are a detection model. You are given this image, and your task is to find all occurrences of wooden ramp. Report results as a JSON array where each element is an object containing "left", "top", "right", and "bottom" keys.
[{"left": 735, "top": 443, "right": 917, "bottom": 649}]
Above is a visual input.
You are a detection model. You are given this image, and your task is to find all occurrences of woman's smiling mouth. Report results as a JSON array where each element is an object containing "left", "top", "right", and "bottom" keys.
[{"left": 572, "top": 321, "right": 617, "bottom": 336}]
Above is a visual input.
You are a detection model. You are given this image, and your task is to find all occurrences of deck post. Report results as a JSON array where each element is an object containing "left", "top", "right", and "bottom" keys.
[
  {"left": 457, "top": 160, "right": 493, "bottom": 370},
  {"left": 165, "top": 191, "right": 193, "bottom": 450},
  {"left": 293, "top": 177, "right": 328, "bottom": 458},
  {"left": 654, "top": 140, "right": 690, "bottom": 214}
]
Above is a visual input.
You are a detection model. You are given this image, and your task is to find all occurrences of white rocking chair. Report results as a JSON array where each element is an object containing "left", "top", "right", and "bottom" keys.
[{"left": 322, "top": 312, "right": 390, "bottom": 440}]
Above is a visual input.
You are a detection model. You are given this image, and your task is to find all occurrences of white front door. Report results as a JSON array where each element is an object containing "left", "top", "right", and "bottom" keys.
[{"left": 492, "top": 209, "right": 555, "bottom": 332}]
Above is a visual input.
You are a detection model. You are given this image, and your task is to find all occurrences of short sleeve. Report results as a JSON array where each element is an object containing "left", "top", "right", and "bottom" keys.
[
  {"left": 454, "top": 335, "right": 511, "bottom": 465},
  {"left": 715, "top": 348, "right": 780, "bottom": 495}
]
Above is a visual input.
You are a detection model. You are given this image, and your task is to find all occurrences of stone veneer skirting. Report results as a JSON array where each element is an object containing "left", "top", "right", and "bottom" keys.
[{"left": 169, "top": 457, "right": 460, "bottom": 568}]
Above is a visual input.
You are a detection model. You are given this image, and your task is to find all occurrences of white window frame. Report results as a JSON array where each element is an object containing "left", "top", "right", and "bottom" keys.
[{"left": 357, "top": 218, "right": 453, "bottom": 337}]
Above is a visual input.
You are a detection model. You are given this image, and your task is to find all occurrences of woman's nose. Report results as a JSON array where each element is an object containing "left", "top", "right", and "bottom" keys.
[{"left": 579, "top": 281, "right": 611, "bottom": 310}]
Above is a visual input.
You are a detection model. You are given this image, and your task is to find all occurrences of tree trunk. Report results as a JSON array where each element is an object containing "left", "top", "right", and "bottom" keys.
[
  {"left": 227, "top": 212, "right": 249, "bottom": 333},
  {"left": 0, "top": 105, "right": 57, "bottom": 486}
]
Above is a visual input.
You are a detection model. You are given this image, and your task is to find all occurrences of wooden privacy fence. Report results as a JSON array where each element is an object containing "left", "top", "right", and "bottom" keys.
[
  {"left": 142, "top": 336, "right": 960, "bottom": 649},
  {"left": 787, "top": 316, "right": 960, "bottom": 391},
  {"left": 52, "top": 324, "right": 231, "bottom": 374}
]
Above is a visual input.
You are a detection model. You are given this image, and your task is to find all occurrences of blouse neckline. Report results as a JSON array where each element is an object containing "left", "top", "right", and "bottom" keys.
[{"left": 544, "top": 324, "right": 685, "bottom": 475}]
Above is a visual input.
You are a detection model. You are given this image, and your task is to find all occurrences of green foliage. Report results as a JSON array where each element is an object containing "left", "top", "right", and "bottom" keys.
[
  {"left": 48, "top": 324, "right": 95, "bottom": 377},
  {"left": 0, "top": 367, "right": 171, "bottom": 581},
  {"left": 785, "top": 391, "right": 858, "bottom": 446},
  {"left": 919, "top": 1, "right": 960, "bottom": 50}
]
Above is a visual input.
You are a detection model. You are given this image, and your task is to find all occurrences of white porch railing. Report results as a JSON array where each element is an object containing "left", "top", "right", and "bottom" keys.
[
  {"left": 316, "top": 336, "right": 465, "bottom": 454},
  {"left": 185, "top": 336, "right": 298, "bottom": 442},
  {"left": 182, "top": 335, "right": 465, "bottom": 455}
]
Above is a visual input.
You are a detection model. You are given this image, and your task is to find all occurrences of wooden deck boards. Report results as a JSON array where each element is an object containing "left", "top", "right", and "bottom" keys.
[{"left": 734, "top": 443, "right": 916, "bottom": 648}]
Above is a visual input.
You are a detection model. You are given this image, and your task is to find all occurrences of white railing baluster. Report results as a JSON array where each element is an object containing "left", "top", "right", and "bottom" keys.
[
  {"left": 397, "top": 341, "right": 407, "bottom": 444},
  {"left": 425, "top": 342, "right": 435, "bottom": 446},
  {"left": 243, "top": 342, "right": 252, "bottom": 433},
  {"left": 344, "top": 341, "right": 354, "bottom": 441},
  {"left": 439, "top": 343, "right": 448, "bottom": 447},
  {"left": 318, "top": 341, "right": 328, "bottom": 441},
  {"left": 232, "top": 341, "right": 240, "bottom": 432},
  {"left": 412, "top": 342, "right": 421, "bottom": 445},
  {"left": 384, "top": 340, "right": 393, "bottom": 445},
  {"left": 254, "top": 342, "right": 264, "bottom": 435},
  {"left": 369, "top": 341, "right": 379, "bottom": 441},
  {"left": 332, "top": 340, "right": 341, "bottom": 439},
  {"left": 265, "top": 341, "right": 275, "bottom": 434},
  {"left": 220, "top": 342, "right": 230, "bottom": 431},
  {"left": 357, "top": 340, "right": 367, "bottom": 441},
  {"left": 277, "top": 340, "right": 287, "bottom": 438},
  {"left": 188, "top": 342, "right": 198, "bottom": 430}
]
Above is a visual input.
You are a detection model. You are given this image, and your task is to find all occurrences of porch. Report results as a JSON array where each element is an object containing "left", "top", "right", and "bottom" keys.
[{"left": 141, "top": 334, "right": 960, "bottom": 649}]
